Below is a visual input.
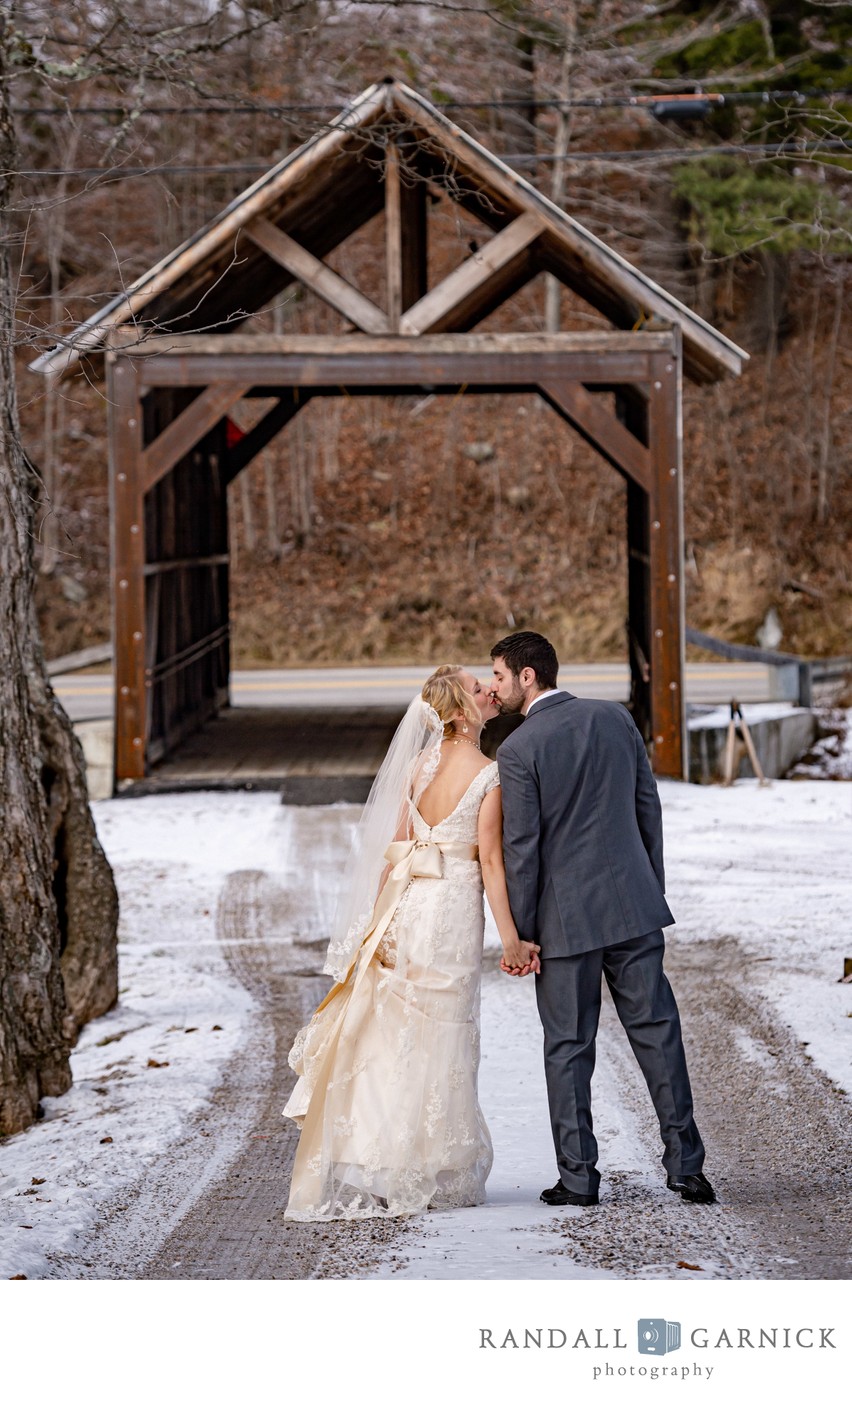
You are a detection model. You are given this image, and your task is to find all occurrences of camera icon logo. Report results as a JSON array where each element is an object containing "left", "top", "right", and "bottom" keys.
[{"left": 638, "top": 1319, "right": 681, "bottom": 1356}]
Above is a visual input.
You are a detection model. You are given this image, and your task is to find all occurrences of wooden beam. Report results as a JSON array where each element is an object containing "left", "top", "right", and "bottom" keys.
[
  {"left": 399, "top": 212, "right": 544, "bottom": 335},
  {"left": 140, "top": 383, "right": 252, "bottom": 492},
  {"left": 107, "top": 356, "right": 147, "bottom": 782},
  {"left": 224, "top": 391, "right": 310, "bottom": 483},
  {"left": 647, "top": 340, "right": 686, "bottom": 779},
  {"left": 143, "top": 554, "right": 230, "bottom": 576},
  {"left": 390, "top": 85, "right": 748, "bottom": 384},
  {"left": 247, "top": 217, "right": 390, "bottom": 334},
  {"left": 131, "top": 330, "right": 675, "bottom": 359},
  {"left": 32, "top": 82, "right": 391, "bottom": 378},
  {"left": 134, "top": 348, "right": 656, "bottom": 390},
  {"left": 539, "top": 378, "right": 651, "bottom": 492}
]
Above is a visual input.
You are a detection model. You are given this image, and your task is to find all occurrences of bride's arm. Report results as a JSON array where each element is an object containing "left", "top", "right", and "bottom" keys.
[{"left": 478, "top": 787, "right": 540, "bottom": 974}]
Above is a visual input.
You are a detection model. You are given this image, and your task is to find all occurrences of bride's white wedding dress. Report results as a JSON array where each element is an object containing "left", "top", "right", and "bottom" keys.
[{"left": 283, "top": 760, "right": 499, "bottom": 1220}]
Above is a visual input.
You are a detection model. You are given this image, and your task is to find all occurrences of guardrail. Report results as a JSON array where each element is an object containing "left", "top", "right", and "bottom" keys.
[
  {"left": 685, "top": 628, "right": 851, "bottom": 707},
  {"left": 47, "top": 633, "right": 851, "bottom": 708},
  {"left": 46, "top": 643, "right": 113, "bottom": 676}
]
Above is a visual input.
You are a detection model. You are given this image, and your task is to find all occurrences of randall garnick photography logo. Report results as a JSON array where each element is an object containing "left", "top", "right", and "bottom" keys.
[
  {"left": 477, "top": 1316, "right": 837, "bottom": 1380},
  {"left": 638, "top": 1318, "right": 681, "bottom": 1356}
]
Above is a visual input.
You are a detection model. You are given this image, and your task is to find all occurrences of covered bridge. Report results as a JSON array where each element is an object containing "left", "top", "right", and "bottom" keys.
[{"left": 32, "top": 79, "right": 747, "bottom": 784}]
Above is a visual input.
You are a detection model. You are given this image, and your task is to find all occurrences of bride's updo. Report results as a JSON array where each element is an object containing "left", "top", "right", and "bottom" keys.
[{"left": 421, "top": 665, "right": 478, "bottom": 739}]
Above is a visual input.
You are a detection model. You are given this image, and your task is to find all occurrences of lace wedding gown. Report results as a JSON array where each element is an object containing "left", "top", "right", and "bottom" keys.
[{"left": 283, "top": 761, "right": 499, "bottom": 1220}]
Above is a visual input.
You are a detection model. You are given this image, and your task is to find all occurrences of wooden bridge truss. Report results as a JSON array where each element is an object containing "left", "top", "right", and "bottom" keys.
[{"left": 33, "top": 80, "right": 747, "bottom": 785}]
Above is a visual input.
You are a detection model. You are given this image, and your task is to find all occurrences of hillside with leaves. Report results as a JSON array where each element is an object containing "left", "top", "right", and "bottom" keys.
[{"left": 9, "top": 0, "right": 852, "bottom": 666}]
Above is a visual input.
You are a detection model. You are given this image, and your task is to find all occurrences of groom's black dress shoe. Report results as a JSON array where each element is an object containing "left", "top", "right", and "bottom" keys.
[
  {"left": 667, "top": 1172, "right": 716, "bottom": 1204},
  {"left": 540, "top": 1180, "right": 599, "bottom": 1207}
]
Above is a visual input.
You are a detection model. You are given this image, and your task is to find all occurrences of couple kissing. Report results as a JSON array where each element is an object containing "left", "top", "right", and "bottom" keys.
[{"left": 282, "top": 631, "right": 714, "bottom": 1221}]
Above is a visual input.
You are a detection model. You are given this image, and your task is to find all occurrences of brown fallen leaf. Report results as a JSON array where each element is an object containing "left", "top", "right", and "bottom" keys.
[
  {"left": 185, "top": 1027, "right": 198, "bottom": 1034},
  {"left": 96, "top": 1031, "right": 129, "bottom": 1048},
  {"left": 9, "top": 1274, "right": 27, "bottom": 1280},
  {"left": 19, "top": 1226, "right": 33, "bottom": 1230},
  {"left": 146, "top": 1058, "right": 170, "bottom": 1068},
  {"left": 676, "top": 1260, "right": 703, "bottom": 1271},
  {"left": 31, "top": 1178, "right": 46, "bottom": 1186},
  {"left": 212, "top": 1024, "right": 223, "bottom": 1031},
  {"left": 100, "top": 1136, "right": 113, "bottom": 1144}
]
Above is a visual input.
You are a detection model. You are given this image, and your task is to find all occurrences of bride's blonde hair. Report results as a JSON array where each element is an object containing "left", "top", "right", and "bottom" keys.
[{"left": 421, "top": 665, "right": 478, "bottom": 739}]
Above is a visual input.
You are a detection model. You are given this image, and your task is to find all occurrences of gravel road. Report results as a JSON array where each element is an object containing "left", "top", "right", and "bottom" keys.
[{"left": 94, "top": 861, "right": 849, "bottom": 1283}]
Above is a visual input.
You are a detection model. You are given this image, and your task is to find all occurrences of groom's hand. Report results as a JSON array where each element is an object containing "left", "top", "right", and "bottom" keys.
[{"left": 500, "top": 942, "right": 540, "bottom": 978}]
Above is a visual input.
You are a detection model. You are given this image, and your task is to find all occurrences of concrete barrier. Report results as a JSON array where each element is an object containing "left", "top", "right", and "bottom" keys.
[
  {"left": 73, "top": 719, "right": 114, "bottom": 801},
  {"left": 688, "top": 705, "right": 817, "bottom": 785}
]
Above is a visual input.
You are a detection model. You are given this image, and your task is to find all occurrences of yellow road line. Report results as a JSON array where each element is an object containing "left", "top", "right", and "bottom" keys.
[{"left": 55, "top": 666, "right": 770, "bottom": 698}]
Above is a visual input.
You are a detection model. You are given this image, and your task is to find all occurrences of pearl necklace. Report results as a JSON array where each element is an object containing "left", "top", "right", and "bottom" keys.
[{"left": 446, "top": 733, "right": 482, "bottom": 753}]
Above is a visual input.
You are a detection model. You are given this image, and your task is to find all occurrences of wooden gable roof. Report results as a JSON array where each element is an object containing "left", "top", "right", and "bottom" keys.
[{"left": 31, "top": 79, "right": 747, "bottom": 385}]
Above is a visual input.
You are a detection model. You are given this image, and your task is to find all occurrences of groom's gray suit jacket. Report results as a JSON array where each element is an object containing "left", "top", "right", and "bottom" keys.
[{"left": 497, "top": 693, "right": 674, "bottom": 956}]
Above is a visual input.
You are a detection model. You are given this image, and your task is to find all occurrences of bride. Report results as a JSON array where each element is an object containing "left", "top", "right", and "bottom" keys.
[{"left": 283, "top": 664, "right": 539, "bottom": 1220}]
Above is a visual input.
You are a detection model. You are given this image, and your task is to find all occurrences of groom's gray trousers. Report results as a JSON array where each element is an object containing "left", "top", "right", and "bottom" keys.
[{"left": 534, "top": 929, "right": 705, "bottom": 1197}]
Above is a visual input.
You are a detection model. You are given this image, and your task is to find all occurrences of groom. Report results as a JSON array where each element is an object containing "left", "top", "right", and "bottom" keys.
[{"left": 489, "top": 631, "right": 714, "bottom": 1208}]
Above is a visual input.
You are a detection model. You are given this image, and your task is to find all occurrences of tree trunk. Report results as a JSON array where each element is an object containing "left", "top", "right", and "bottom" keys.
[
  {"left": 0, "top": 20, "right": 118, "bottom": 1135},
  {"left": 815, "top": 264, "right": 844, "bottom": 527},
  {"left": 545, "top": 22, "right": 576, "bottom": 333},
  {"left": 495, "top": 0, "right": 537, "bottom": 172}
]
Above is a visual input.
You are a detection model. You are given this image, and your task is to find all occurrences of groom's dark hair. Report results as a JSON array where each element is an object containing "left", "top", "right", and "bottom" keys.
[{"left": 490, "top": 631, "right": 559, "bottom": 689}]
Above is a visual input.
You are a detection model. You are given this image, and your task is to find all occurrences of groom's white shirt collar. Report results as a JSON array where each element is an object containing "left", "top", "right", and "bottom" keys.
[{"left": 523, "top": 688, "right": 567, "bottom": 717}]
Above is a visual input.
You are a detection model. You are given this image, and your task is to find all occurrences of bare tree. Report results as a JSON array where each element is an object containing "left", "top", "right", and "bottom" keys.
[
  {"left": 1, "top": 0, "right": 314, "bottom": 1134},
  {"left": 1, "top": 14, "right": 119, "bottom": 1135},
  {"left": 3, "top": 0, "right": 850, "bottom": 1135}
]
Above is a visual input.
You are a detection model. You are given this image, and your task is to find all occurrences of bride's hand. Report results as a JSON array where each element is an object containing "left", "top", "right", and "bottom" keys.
[{"left": 500, "top": 939, "right": 541, "bottom": 977}]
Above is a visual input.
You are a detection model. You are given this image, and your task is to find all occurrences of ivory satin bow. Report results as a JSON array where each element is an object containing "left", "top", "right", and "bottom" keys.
[
  {"left": 379, "top": 836, "right": 479, "bottom": 916},
  {"left": 384, "top": 837, "right": 442, "bottom": 879},
  {"left": 314, "top": 836, "right": 478, "bottom": 1017},
  {"left": 384, "top": 835, "right": 479, "bottom": 879}
]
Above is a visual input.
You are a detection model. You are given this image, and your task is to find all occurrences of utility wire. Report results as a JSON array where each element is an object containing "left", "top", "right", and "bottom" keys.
[
  {"left": 11, "top": 86, "right": 852, "bottom": 118},
  {"left": 518, "top": 138, "right": 852, "bottom": 165},
  {"left": 14, "top": 139, "right": 851, "bottom": 181}
]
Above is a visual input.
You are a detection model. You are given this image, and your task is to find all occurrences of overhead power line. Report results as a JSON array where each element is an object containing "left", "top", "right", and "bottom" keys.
[
  {"left": 518, "top": 138, "right": 852, "bottom": 164},
  {"left": 11, "top": 86, "right": 852, "bottom": 119},
  {"left": 14, "top": 138, "right": 851, "bottom": 182}
]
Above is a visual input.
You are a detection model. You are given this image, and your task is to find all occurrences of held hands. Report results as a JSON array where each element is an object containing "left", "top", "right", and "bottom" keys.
[{"left": 500, "top": 939, "right": 541, "bottom": 978}]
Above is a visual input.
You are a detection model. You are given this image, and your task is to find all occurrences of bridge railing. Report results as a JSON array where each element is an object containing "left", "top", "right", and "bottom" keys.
[{"left": 685, "top": 629, "right": 851, "bottom": 708}]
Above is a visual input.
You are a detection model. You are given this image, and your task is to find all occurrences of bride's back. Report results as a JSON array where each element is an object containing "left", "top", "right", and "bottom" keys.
[{"left": 415, "top": 748, "right": 489, "bottom": 828}]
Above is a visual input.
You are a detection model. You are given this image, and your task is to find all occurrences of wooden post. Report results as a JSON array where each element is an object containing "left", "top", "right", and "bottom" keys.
[
  {"left": 108, "top": 355, "right": 147, "bottom": 782},
  {"left": 626, "top": 479, "right": 652, "bottom": 744},
  {"left": 400, "top": 164, "right": 428, "bottom": 313},
  {"left": 647, "top": 335, "right": 686, "bottom": 779},
  {"left": 385, "top": 142, "right": 428, "bottom": 329},
  {"left": 617, "top": 387, "right": 652, "bottom": 745},
  {"left": 385, "top": 144, "right": 404, "bottom": 330}
]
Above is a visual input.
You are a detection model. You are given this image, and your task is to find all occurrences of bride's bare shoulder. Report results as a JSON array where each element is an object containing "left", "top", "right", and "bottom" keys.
[{"left": 453, "top": 755, "right": 496, "bottom": 791}]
